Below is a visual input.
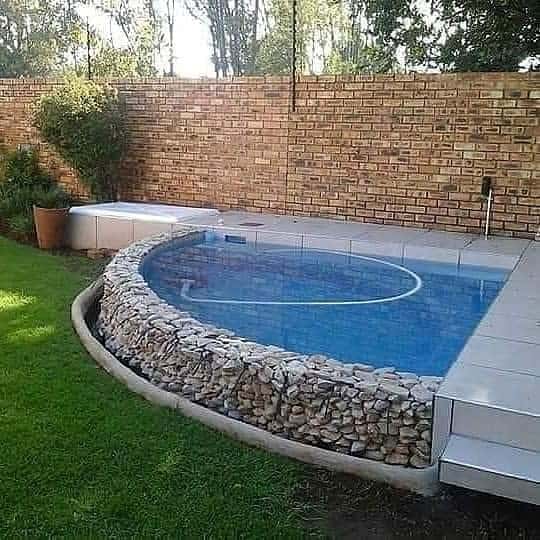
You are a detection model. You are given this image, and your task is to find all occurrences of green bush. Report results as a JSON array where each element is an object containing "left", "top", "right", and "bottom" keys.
[
  {"left": 1, "top": 146, "right": 51, "bottom": 189},
  {"left": 6, "top": 213, "right": 35, "bottom": 238},
  {"left": 34, "top": 77, "right": 124, "bottom": 201},
  {"left": 33, "top": 185, "right": 71, "bottom": 209},
  {"left": 0, "top": 148, "right": 70, "bottom": 240}
]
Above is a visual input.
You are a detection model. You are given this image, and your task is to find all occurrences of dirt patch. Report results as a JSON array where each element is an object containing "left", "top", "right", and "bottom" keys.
[{"left": 298, "top": 470, "right": 539, "bottom": 539}]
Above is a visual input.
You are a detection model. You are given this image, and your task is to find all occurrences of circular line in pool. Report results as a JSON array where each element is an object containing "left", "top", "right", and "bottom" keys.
[{"left": 179, "top": 249, "right": 423, "bottom": 306}]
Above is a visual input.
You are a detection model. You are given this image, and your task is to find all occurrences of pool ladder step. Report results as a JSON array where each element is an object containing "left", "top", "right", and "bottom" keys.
[
  {"left": 451, "top": 400, "right": 540, "bottom": 453},
  {"left": 440, "top": 435, "right": 540, "bottom": 505}
]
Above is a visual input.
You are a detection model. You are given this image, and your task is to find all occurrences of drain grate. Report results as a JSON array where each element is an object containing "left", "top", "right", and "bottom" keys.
[{"left": 237, "top": 222, "right": 265, "bottom": 227}]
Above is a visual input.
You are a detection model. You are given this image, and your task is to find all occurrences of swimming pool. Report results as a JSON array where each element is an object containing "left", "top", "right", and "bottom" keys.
[{"left": 141, "top": 233, "right": 507, "bottom": 376}]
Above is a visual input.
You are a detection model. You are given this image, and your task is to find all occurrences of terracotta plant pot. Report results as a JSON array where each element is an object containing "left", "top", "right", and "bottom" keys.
[{"left": 33, "top": 206, "right": 69, "bottom": 249}]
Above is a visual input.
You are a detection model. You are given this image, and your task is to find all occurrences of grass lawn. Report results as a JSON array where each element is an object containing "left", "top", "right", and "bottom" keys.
[
  {"left": 1, "top": 235, "right": 539, "bottom": 539},
  {"left": 0, "top": 236, "right": 310, "bottom": 538}
]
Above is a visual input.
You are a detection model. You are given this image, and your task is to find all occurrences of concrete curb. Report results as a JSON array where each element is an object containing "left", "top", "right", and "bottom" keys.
[{"left": 72, "top": 278, "right": 440, "bottom": 496}]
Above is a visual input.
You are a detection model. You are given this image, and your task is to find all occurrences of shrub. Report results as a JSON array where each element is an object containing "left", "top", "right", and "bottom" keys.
[
  {"left": 33, "top": 185, "right": 71, "bottom": 209},
  {"left": 1, "top": 146, "right": 51, "bottom": 189},
  {"left": 34, "top": 77, "right": 124, "bottom": 201},
  {"left": 0, "top": 148, "right": 70, "bottom": 241},
  {"left": 6, "top": 213, "right": 35, "bottom": 238}
]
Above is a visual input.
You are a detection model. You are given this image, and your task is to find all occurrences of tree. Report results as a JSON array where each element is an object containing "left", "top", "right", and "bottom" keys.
[
  {"left": 86, "top": 42, "right": 140, "bottom": 78},
  {"left": 165, "top": 0, "right": 176, "bottom": 75},
  {"left": 435, "top": 0, "right": 540, "bottom": 71},
  {"left": 249, "top": 0, "right": 540, "bottom": 76},
  {"left": 337, "top": 0, "right": 539, "bottom": 72},
  {"left": 255, "top": 0, "right": 346, "bottom": 75},
  {"left": 0, "top": 0, "right": 167, "bottom": 78},
  {"left": 323, "top": 0, "right": 408, "bottom": 74},
  {"left": 186, "top": 0, "right": 262, "bottom": 76},
  {"left": 253, "top": 0, "right": 294, "bottom": 75},
  {"left": 92, "top": 0, "right": 162, "bottom": 76},
  {"left": 0, "top": 0, "right": 83, "bottom": 77}
]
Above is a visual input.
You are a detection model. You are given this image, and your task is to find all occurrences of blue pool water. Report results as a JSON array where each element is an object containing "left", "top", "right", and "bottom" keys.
[{"left": 141, "top": 234, "right": 507, "bottom": 376}]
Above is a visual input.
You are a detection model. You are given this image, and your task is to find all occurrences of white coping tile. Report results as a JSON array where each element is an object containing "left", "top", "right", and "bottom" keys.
[
  {"left": 505, "top": 267, "right": 540, "bottom": 285},
  {"left": 456, "top": 335, "right": 540, "bottom": 378},
  {"left": 438, "top": 362, "right": 540, "bottom": 416},
  {"left": 301, "top": 235, "right": 351, "bottom": 252},
  {"left": 521, "top": 243, "right": 540, "bottom": 259},
  {"left": 350, "top": 239, "right": 403, "bottom": 258},
  {"left": 452, "top": 401, "right": 540, "bottom": 452},
  {"left": 96, "top": 216, "right": 134, "bottom": 250},
  {"left": 464, "top": 237, "right": 531, "bottom": 256},
  {"left": 272, "top": 219, "right": 377, "bottom": 238},
  {"left": 476, "top": 313, "right": 540, "bottom": 344},
  {"left": 256, "top": 230, "right": 302, "bottom": 248},
  {"left": 440, "top": 460, "right": 540, "bottom": 506},
  {"left": 219, "top": 210, "right": 275, "bottom": 225},
  {"left": 489, "top": 292, "right": 539, "bottom": 320},
  {"left": 356, "top": 226, "right": 429, "bottom": 243},
  {"left": 133, "top": 220, "right": 172, "bottom": 241},
  {"left": 181, "top": 214, "right": 222, "bottom": 226},
  {"left": 403, "top": 245, "right": 459, "bottom": 265},
  {"left": 459, "top": 251, "right": 519, "bottom": 269},
  {"left": 498, "top": 279, "right": 540, "bottom": 298},
  {"left": 407, "top": 230, "right": 477, "bottom": 250},
  {"left": 188, "top": 211, "right": 533, "bottom": 268},
  {"left": 436, "top": 239, "right": 540, "bottom": 462},
  {"left": 443, "top": 435, "right": 540, "bottom": 482},
  {"left": 206, "top": 226, "right": 257, "bottom": 244},
  {"left": 67, "top": 214, "right": 97, "bottom": 250}
]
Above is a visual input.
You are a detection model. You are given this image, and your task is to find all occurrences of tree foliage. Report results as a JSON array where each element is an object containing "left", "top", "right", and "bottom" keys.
[
  {"left": 248, "top": 0, "right": 539, "bottom": 75},
  {"left": 436, "top": 0, "right": 540, "bottom": 71},
  {"left": 0, "top": 0, "right": 81, "bottom": 77},
  {"left": 1, "top": 0, "right": 539, "bottom": 78},
  {"left": 185, "top": 0, "right": 262, "bottom": 76},
  {"left": 34, "top": 78, "right": 125, "bottom": 201},
  {"left": 91, "top": 0, "right": 164, "bottom": 77},
  {"left": 0, "top": 0, "right": 167, "bottom": 78}
]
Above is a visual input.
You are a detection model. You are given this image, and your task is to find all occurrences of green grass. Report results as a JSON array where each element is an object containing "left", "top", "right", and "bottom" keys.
[{"left": 0, "top": 236, "right": 313, "bottom": 538}]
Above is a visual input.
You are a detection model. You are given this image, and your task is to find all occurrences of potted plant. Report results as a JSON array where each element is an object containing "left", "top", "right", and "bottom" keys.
[
  {"left": 33, "top": 186, "right": 71, "bottom": 249},
  {"left": 0, "top": 148, "right": 71, "bottom": 248}
]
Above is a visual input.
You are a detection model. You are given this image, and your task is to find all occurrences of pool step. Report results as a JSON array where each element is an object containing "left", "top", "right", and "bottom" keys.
[
  {"left": 451, "top": 400, "right": 540, "bottom": 452},
  {"left": 440, "top": 435, "right": 540, "bottom": 505}
]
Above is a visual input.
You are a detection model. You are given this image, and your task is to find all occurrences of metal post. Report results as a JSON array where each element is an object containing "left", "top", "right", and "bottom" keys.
[
  {"left": 484, "top": 188, "right": 492, "bottom": 239},
  {"left": 86, "top": 17, "right": 92, "bottom": 79}
]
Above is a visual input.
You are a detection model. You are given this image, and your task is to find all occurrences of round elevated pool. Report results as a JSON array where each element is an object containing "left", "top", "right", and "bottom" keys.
[{"left": 96, "top": 228, "right": 505, "bottom": 469}]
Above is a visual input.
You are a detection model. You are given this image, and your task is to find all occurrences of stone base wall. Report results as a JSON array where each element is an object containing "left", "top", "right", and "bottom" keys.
[{"left": 96, "top": 228, "right": 442, "bottom": 468}]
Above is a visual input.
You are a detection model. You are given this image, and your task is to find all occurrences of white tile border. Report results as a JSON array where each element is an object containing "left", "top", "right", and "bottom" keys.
[
  {"left": 437, "top": 240, "right": 540, "bottom": 414},
  {"left": 68, "top": 207, "right": 532, "bottom": 270},
  {"left": 403, "top": 245, "right": 460, "bottom": 265}
]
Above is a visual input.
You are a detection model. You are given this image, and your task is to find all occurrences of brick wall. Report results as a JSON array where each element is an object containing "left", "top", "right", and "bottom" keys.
[{"left": 0, "top": 73, "right": 538, "bottom": 237}]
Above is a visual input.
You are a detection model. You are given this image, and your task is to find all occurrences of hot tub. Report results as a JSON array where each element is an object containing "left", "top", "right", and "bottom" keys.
[{"left": 67, "top": 202, "right": 219, "bottom": 250}]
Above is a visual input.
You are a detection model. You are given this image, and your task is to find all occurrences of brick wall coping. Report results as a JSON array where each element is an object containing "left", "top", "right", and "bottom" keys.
[{"left": 1, "top": 71, "right": 539, "bottom": 85}]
